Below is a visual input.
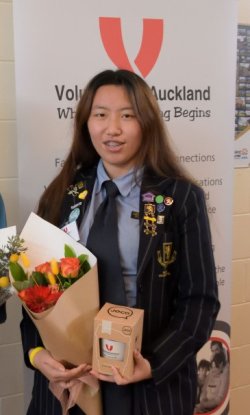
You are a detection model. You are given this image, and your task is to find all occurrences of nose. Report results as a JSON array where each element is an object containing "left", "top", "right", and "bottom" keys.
[{"left": 106, "top": 115, "right": 122, "bottom": 135}]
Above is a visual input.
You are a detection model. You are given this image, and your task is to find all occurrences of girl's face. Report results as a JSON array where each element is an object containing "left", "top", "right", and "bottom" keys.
[{"left": 87, "top": 85, "right": 143, "bottom": 178}]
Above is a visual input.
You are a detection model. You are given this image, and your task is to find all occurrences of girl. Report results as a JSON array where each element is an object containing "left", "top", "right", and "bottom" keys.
[{"left": 21, "top": 69, "right": 220, "bottom": 415}]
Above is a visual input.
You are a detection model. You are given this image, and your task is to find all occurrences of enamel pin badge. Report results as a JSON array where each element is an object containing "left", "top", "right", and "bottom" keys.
[{"left": 142, "top": 192, "right": 174, "bottom": 236}]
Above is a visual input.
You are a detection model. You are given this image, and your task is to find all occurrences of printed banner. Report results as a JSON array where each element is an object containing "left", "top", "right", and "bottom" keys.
[{"left": 13, "top": 1, "right": 237, "bottom": 413}]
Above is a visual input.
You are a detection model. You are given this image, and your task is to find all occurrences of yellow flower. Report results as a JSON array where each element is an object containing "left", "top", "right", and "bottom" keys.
[
  {"left": 47, "top": 272, "right": 57, "bottom": 285},
  {"left": 0, "top": 276, "right": 10, "bottom": 288},
  {"left": 50, "top": 259, "right": 59, "bottom": 275},
  {"left": 10, "top": 253, "right": 19, "bottom": 263},
  {"left": 20, "top": 252, "right": 30, "bottom": 268}
]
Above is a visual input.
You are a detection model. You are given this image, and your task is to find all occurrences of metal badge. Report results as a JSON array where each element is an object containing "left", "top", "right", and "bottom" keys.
[
  {"left": 67, "top": 181, "right": 86, "bottom": 197},
  {"left": 156, "top": 215, "right": 165, "bottom": 225},
  {"left": 131, "top": 211, "right": 139, "bottom": 220},
  {"left": 143, "top": 203, "right": 157, "bottom": 236},
  {"left": 157, "top": 242, "right": 177, "bottom": 277}
]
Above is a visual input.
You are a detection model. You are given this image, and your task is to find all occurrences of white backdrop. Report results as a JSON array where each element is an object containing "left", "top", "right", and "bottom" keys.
[{"left": 13, "top": 1, "right": 237, "bottom": 413}]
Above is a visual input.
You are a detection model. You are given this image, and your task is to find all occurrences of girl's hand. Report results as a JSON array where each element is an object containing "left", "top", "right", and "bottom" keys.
[
  {"left": 30, "top": 348, "right": 91, "bottom": 388},
  {"left": 91, "top": 350, "right": 152, "bottom": 385}
]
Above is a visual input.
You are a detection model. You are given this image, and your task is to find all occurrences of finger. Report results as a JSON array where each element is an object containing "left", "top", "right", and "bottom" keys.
[
  {"left": 133, "top": 349, "right": 142, "bottom": 361},
  {"left": 69, "top": 363, "right": 88, "bottom": 375},
  {"left": 90, "top": 370, "right": 115, "bottom": 383},
  {"left": 65, "top": 379, "right": 80, "bottom": 389},
  {"left": 81, "top": 363, "right": 92, "bottom": 373},
  {"left": 58, "top": 380, "right": 70, "bottom": 389},
  {"left": 57, "top": 380, "right": 79, "bottom": 389},
  {"left": 59, "top": 364, "right": 89, "bottom": 381},
  {"left": 111, "top": 366, "right": 129, "bottom": 385}
]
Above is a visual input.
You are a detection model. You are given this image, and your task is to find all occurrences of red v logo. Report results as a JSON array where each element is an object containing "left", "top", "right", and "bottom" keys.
[
  {"left": 99, "top": 17, "right": 164, "bottom": 78},
  {"left": 106, "top": 344, "right": 113, "bottom": 351}
]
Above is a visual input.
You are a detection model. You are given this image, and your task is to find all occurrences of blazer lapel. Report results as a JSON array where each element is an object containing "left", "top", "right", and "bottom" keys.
[
  {"left": 75, "top": 167, "right": 97, "bottom": 229},
  {"left": 59, "top": 166, "right": 97, "bottom": 229},
  {"left": 137, "top": 171, "right": 175, "bottom": 280}
]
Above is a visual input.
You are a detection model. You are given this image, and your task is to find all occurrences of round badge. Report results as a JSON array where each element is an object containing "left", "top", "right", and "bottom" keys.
[
  {"left": 155, "top": 195, "right": 164, "bottom": 204},
  {"left": 164, "top": 197, "right": 174, "bottom": 206},
  {"left": 157, "top": 203, "right": 165, "bottom": 213},
  {"left": 69, "top": 208, "right": 80, "bottom": 222}
]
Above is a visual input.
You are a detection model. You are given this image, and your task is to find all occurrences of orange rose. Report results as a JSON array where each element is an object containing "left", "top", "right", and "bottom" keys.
[
  {"left": 60, "top": 257, "right": 80, "bottom": 278},
  {"left": 35, "top": 262, "right": 52, "bottom": 274}
]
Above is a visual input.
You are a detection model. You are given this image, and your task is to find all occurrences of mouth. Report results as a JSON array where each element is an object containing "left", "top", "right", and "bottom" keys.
[{"left": 103, "top": 140, "right": 124, "bottom": 149}]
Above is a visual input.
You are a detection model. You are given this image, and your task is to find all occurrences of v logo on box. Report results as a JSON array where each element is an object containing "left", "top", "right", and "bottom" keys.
[{"left": 106, "top": 344, "right": 113, "bottom": 351}]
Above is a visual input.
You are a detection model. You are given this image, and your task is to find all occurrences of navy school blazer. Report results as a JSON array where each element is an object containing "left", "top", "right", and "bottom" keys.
[{"left": 20, "top": 167, "right": 220, "bottom": 415}]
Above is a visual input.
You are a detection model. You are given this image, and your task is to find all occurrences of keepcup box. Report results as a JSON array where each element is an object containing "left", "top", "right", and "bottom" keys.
[{"left": 92, "top": 302, "right": 144, "bottom": 378}]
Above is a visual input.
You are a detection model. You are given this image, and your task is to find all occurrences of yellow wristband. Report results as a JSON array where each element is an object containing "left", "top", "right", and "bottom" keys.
[{"left": 29, "top": 347, "right": 44, "bottom": 368}]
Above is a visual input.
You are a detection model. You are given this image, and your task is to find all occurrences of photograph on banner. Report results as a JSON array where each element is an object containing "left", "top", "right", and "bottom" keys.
[
  {"left": 12, "top": 1, "right": 237, "bottom": 414},
  {"left": 234, "top": 24, "right": 250, "bottom": 167},
  {"left": 193, "top": 322, "right": 230, "bottom": 415}
]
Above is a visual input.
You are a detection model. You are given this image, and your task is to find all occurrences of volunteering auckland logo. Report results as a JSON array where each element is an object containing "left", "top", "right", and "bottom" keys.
[{"left": 99, "top": 17, "right": 164, "bottom": 77}]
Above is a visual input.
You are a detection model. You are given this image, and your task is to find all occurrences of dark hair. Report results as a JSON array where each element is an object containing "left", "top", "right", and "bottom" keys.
[
  {"left": 211, "top": 351, "right": 226, "bottom": 368},
  {"left": 210, "top": 341, "right": 224, "bottom": 351},
  {"left": 198, "top": 359, "right": 211, "bottom": 371},
  {"left": 37, "top": 69, "right": 190, "bottom": 224}
]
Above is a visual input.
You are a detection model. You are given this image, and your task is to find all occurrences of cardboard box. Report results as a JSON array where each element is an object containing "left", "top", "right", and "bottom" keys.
[{"left": 92, "top": 303, "right": 144, "bottom": 378}]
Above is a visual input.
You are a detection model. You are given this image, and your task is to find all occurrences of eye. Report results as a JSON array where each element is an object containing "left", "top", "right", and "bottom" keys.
[
  {"left": 93, "top": 111, "right": 106, "bottom": 118},
  {"left": 121, "top": 112, "right": 135, "bottom": 119}
]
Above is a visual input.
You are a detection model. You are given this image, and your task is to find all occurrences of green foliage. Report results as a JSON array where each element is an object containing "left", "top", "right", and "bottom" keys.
[
  {"left": 13, "top": 280, "right": 33, "bottom": 292},
  {"left": 64, "top": 244, "right": 76, "bottom": 258},
  {"left": 31, "top": 272, "right": 48, "bottom": 286},
  {"left": 0, "top": 236, "right": 27, "bottom": 275},
  {"left": 81, "top": 259, "right": 91, "bottom": 274},
  {"left": 9, "top": 262, "right": 27, "bottom": 281}
]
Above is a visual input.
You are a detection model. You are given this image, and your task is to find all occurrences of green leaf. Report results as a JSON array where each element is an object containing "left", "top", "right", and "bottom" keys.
[
  {"left": 78, "top": 254, "right": 89, "bottom": 264},
  {"left": 64, "top": 244, "right": 76, "bottom": 258},
  {"left": 13, "top": 280, "right": 33, "bottom": 292},
  {"left": 62, "top": 280, "right": 72, "bottom": 289},
  {"left": 81, "top": 260, "right": 91, "bottom": 274},
  {"left": 9, "top": 262, "right": 27, "bottom": 282},
  {"left": 30, "top": 272, "right": 48, "bottom": 286}
]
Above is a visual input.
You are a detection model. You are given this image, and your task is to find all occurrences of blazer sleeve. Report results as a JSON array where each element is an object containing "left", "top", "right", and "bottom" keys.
[
  {"left": 0, "top": 303, "right": 6, "bottom": 323},
  {"left": 148, "top": 183, "right": 220, "bottom": 386},
  {"left": 20, "top": 306, "right": 44, "bottom": 369},
  {"left": 0, "top": 193, "right": 7, "bottom": 323}
]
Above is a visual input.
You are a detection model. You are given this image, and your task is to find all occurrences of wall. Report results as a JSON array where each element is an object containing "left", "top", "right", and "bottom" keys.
[
  {"left": 0, "top": 1, "right": 250, "bottom": 414},
  {"left": 0, "top": 0, "right": 24, "bottom": 414},
  {"left": 230, "top": 167, "right": 250, "bottom": 413},
  {"left": 0, "top": 0, "right": 18, "bottom": 227},
  {"left": 230, "top": 1, "right": 250, "bottom": 413}
]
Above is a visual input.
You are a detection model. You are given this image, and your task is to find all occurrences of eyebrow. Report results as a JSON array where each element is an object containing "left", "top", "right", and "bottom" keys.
[{"left": 91, "top": 105, "right": 134, "bottom": 111}]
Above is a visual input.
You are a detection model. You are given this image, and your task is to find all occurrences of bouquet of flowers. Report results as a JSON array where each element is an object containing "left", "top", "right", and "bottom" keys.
[
  {"left": 10, "top": 243, "right": 91, "bottom": 313},
  {"left": 8, "top": 213, "right": 102, "bottom": 415}
]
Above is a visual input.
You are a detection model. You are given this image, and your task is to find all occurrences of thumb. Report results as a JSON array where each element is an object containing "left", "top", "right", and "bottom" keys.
[{"left": 133, "top": 349, "right": 142, "bottom": 361}]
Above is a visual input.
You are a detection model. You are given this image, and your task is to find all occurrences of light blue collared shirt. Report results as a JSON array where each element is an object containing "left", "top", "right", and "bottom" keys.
[{"left": 80, "top": 160, "right": 142, "bottom": 306}]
